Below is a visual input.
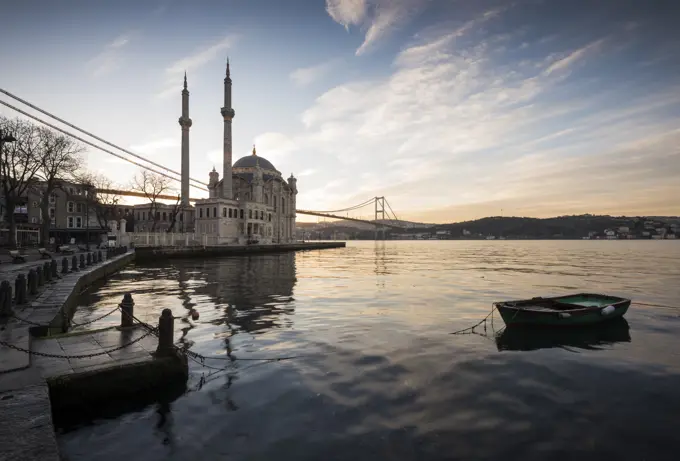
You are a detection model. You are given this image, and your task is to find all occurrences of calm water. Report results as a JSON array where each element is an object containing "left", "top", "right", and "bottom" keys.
[{"left": 62, "top": 241, "right": 680, "bottom": 461}]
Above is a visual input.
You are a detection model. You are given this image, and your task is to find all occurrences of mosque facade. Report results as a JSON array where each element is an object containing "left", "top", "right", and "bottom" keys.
[{"left": 177, "top": 61, "right": 298, "bottom": 244}]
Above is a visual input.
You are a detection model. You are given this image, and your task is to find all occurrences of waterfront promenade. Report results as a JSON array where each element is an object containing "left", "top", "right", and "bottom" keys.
[{"left": 0, "top": 248, "right": 185, "bottom": 461}]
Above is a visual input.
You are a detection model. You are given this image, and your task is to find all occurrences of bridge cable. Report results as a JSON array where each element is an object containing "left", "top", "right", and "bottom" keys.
[
  {"left": 310, "top": 198, "right": 376, "bottom": 214},
  {"left": 0, "top": 88, "right": 207, "bottom": 188},
  {"left": 0, "top": 99, "right": 203, "bottom": 189}
]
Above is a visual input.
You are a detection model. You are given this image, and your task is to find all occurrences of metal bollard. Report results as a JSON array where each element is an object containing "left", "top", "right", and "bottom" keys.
[
  {"left": 51, "top": 259, "right": 58, "bottom": 278},
  {"left": 43, "top": 262, "right": 52, "bottom": 282},
  {"left": 62, "top": 257, "right": 69, "bottom": 274},
  {"left": 36, "top": 266, "right": 44, "bottom": 286},
  {"left": 0, "top": 280, "right": 11, "bottom": 315},
  {"left": 120, "top": 293, "right": 135, "bottom": 327},
  {"left": 15, "top": 273, "right": 27, "bottom": 305},
  {"left": 155, "top": 309, "right": 174, "bottom": 357},
  {"left": 27, "top": 269, "right": 38, "bottom": 295},
  {"left": 79, "top": 254, "right": 85, "bottom": 269}
]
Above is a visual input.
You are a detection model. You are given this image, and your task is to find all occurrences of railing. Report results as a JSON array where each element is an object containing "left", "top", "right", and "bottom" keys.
[{"left": 126, "top": 232, "right": 221, "bottom": 248}]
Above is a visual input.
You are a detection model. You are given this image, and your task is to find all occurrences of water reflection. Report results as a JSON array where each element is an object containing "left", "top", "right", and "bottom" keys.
[{"left": 495, "top": 318, "right": 632, "bottom": 352}]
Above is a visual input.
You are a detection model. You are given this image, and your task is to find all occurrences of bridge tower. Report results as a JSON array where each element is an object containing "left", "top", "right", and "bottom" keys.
[{"left": 374, "top": 196, "right": 386, "bottom": 240}]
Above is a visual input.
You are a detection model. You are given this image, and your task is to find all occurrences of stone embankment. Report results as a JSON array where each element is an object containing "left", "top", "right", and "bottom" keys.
[{"left": 135, "top": 240, "right": 346, "bottom": 262}]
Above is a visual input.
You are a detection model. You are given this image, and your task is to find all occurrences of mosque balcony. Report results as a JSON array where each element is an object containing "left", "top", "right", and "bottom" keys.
[
  {"left": 178, "top": 116, "right": 193, "bottom": 127},
  {"left": 220, "top": 107, "right": 235, "bottom": 119}
]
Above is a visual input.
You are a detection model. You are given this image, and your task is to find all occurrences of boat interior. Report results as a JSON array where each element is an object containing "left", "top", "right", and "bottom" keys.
[{"left": 500, "top": 294, "right": 626, "bottom": 312}]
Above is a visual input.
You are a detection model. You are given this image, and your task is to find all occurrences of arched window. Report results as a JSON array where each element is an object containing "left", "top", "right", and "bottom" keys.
[
  {"left": 240, "top": 209, "right": 244, "bottom": 219},
  {"left": 228, "top": 208, "right": 232, "bottom": 218}
]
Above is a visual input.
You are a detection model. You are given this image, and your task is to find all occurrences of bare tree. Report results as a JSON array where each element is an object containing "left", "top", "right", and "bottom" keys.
[
  {"left": 35, "top": 128, "right": 84, "bottom": 246},
  {"left": 76, "top": 172, "right": 121, "bottom": 230},
  {"left": 131, "top": 170, "right": 176, "bottom": 232},
  {"left": 166, "top": 194, "right": 182, "bottom": 233},
  {"left": 0, "top": 116, "right": 44, "bottom": 248}
]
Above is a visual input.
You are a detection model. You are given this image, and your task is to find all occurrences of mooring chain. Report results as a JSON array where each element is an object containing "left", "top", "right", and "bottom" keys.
[
  {"left": 70, "top": 305, "right": 122, "bottom": 327},
  {"left": 0, "top": 328, "right": 155, "bottom": 359}
]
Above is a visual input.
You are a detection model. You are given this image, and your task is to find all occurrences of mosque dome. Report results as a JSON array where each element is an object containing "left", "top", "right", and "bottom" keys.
[{"left": 233, "top": 145, "right": 277, "bottom": 171}]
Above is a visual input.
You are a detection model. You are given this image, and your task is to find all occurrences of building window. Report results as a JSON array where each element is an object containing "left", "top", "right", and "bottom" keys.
[
  {"left": 156, "top": 211, "right": 160, "bottom": 220},
  {"left": 142, "top": 212, "right": 146, "bottom": 220},
  {"left": 67, "top": 201, "right": 74, "bottom": 213},
  {"left": 67, "top": 216, "right": 74, "bottom": 228},
  {"left": 274, "top": 196, "right": 277, "bottom": 212},
  {"left": 49, "top": 208, "right": 55, "bottom": 218},
  {"left": 137, "top": 212, "right": 140, "bottom": 221},
  {"left": 235, "top": 193, "right": 240, "bottom": 201},
  {"left": 163, "top": 212, "right": 167, "bottom": 221},
  {"left": 245, "top": 192, "right": 250, "bottom": 201},
  {"left": 75, "top": 216, "right": 82, "bottom": 228},
  {"left": 268, "top": 213, "right": 271, "bottom": 222},
  {"left": 179, "top": 213, "right": 184, "bottom": 222},
  {"left": 260, "top": 210, "right": 264, "bottom": 220},
  {"left": 49, "top": 194, "right": 56, "bottom": 204},
  {"left": 214, "top": 207, "right": 217, "bottom": 217},
  {"left": 240, "top": 209, "right": 244, "bottom": 219},
  {"left": 76, "top": 203, "right": 83, "bottom": 213},
  {"left": 222, "top": 207, "right": 226, "bottom": 217},
  {"left": 249, "top": 209, "right": 252, "bottom": 219},
  {"left": 69, "top": 187, "right": 74, "bottom": 195},
  {"left": 282, "top": 197, "right": 285, "bottom": 214},
  {"left": 199, "top": 208, "right": 203, "bottom": 218},
  {"left": 228, "top": 208, "right": 232, "bottom": 218}
]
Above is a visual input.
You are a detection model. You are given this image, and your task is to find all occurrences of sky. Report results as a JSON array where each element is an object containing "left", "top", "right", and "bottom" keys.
[{"left": 1, "top": 0, "right": 679, "bottom": 223}]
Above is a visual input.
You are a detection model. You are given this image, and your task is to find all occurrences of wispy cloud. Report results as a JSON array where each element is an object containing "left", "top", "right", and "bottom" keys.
[
  {"left": 544, "top": 38, "right": 606, "bottom": 75},
  {"left": 326, "top": 0, "right": 430, "bottom": 55},
  {"left": 290, "top": 58, "right": 343, "bottom": 86},
  {"left": 87, "top": 32, "right": 136, "bottom": 77},
  {"left": 288, "top": 6, "right": 680, "bottom": 220},
  {"left": 129, "top": 137, "right": 179, "bottom": 155},
  {"left": 157, "top": 35, "right": 238, "bottom": 98}
]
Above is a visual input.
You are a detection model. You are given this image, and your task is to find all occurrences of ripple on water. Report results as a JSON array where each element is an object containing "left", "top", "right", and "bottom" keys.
[{"left": 62, "top": 241, "right": 680, "bottom": 461}]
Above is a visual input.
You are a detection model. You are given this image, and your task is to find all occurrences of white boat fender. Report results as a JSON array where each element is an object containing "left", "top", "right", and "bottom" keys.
[
  {"left": 559, "top": 312, "right": 571, "bottom": 318},
  {"left": 601, "top": 305, "right": 616, "bottom": 316}
]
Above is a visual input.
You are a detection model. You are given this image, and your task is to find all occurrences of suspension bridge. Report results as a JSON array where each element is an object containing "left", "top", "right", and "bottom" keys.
[{"left": 0, "top": 88, "right": 408, "bottom": 232}]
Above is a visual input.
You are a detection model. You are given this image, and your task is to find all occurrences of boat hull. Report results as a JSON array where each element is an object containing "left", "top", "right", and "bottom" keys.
[{"left": 495, "top": 294, "right": 631, "bottom": 327}]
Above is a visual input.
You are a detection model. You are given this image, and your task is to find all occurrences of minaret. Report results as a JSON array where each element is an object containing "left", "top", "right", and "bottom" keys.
[
  {"left": 178, "top": 72, "right": 192, "bottom": 206},
  {"left": 220, "top": 58, "right": 235, "bottom": 199}
]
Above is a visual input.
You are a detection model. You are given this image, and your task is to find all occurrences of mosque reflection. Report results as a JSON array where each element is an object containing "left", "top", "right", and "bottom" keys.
[
  {"left": 495, "top": 318, "right": 631, "bottom": 352},
  {"left": 175, "top": 252, "right": 297, "bottom": 334}
]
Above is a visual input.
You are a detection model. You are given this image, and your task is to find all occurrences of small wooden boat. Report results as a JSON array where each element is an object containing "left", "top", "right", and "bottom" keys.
[{"left": 494, "top": 293, "right": 631, "bottom": 327}]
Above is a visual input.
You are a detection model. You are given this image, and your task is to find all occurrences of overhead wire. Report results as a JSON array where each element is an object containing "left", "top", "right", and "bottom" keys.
[
  {"left": 0, "top": 88, "right": 207, "bottom": 188},
  {"left": 0, "top": 99, "right": 205, "bottom": 190}
]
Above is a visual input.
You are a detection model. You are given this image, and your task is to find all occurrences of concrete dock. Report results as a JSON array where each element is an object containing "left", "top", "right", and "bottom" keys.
[
  {"left": 0, "top": 248, "right": 188, "bottom": 461},
  {"left": 134, "top": 240, "right": 346, "bottom": 262}
]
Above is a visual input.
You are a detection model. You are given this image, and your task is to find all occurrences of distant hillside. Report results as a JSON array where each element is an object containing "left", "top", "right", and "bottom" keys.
[
  {"left": 298, "top": 214, "right": 679, "bottom": 240},
  {"left": 426, "top": 215, "right": 680, "bottom": 239}
]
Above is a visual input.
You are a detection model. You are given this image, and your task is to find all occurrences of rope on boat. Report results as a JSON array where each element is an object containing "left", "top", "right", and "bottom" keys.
[
  {"left": 633, "top": 302, "right": 680, "bottom": 310},
  {"left": 450, "top": 306, "right": 497, "bottom": 336}
]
